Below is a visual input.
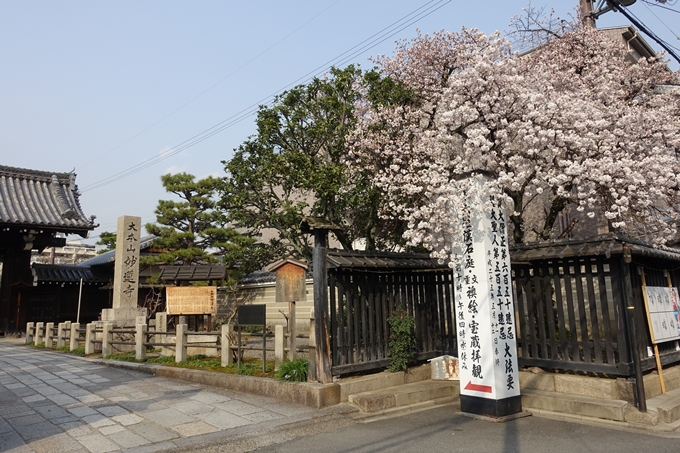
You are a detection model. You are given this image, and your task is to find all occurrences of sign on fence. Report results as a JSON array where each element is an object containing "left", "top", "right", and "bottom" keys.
[
  {"left": 643, "top": 286, "right": 680, "bottom": 343},
  {"left": 166, "top": 287, "right": 217, "bottom": 315}
]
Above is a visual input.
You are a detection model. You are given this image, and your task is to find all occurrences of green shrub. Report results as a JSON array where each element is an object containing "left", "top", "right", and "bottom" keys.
[
  {"left": 146, "top": 355, "right": 175, "bottom": 364},
  {"left": 387, "top": 308, "right": 416, "bottom": 372},
  {"left": 104, "top": 352, "right": 136, "bottom": 362},
  {"left": 274, "top": 359, "right": 309, "bottom": 382}
]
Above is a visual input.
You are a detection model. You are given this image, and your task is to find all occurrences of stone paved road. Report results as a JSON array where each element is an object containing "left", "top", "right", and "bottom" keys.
[{"left": 0, "top": 340, "right": 328, "bottom": 453}]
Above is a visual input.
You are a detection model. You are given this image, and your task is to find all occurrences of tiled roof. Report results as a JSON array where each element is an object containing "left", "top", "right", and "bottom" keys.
[
  {"left": 158, "top": 265, "right": 228, "bottom": 281},
  {"left": 77, "top": 235, "right": 157, "bottom": 267},
  {"left": 326, "top": 250, "right": 447, "bottom": 270},
  {"left": 238, "top": 270, "right": 276, "bottom": 285},
  {"left": 32, "top": 263, "right": 108, "bottom": 284},
  {"left": 0, "top": 165, "right": 96, "bottom": 235}
]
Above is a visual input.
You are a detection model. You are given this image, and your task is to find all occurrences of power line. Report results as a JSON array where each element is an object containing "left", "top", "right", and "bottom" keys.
[
  {"left": 641, "top": 0, "right": 680, "bottom": 40},
  {"left": 81, "top": 1, "right": 452, "bottom": 192},
  {"left": 618, "top": 4, "right": 680, "bottom": 60},
  {"left": 641, "top": 0, "right": 680, "bottom": 14}
]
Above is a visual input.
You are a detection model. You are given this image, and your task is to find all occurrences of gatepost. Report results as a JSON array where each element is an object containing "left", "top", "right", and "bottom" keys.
[{"left": 453, "top": 176, "right": 523, "bottom": 418}]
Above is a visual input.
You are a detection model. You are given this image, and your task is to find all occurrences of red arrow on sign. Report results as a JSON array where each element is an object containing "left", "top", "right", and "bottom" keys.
[{"left": 464, "top": 381, "right": 493, "bottom": 393}]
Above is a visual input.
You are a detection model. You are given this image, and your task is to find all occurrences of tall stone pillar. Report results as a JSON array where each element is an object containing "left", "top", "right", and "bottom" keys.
[
  {"left": 101, "top": 215, "right": 142, "bottom": 323},
  {"left": 453, "top": 177, "right": 522, "bottom": 418}
]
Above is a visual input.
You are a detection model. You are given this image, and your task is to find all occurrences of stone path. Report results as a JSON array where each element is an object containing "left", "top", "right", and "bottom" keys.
[{"left": 0, "top": 340, "right": 320, "bottom": 452}]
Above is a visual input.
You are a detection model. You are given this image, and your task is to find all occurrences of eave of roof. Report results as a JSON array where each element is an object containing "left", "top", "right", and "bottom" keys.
[
  {"left": 77, "top": 234, "right": 157, "bottom": 267},
  {"left": 0, "top": 165, "right": 96, "bottom": 236},
  {"left": 31, "top": 263, "right": 108, "bottom": 284}
]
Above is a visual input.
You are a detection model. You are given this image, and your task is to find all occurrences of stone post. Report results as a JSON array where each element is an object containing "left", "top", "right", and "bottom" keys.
[
  {"left": 56, "top": 323, "right": 66, "bottom": 349},
  {"left": 135, "top": 324, "right": 147, "bottom": 361},
  {"left": 45, "top": 322, "right": 54, "bottom": 348},
  {"left": 101, "top": 215, "right": 141, "bottom": 323},
  {"left": 308, "top": 308, "right": 316, "bottom": 382},
  {"left": 63, "top": 321, "right": 71, "bottom": 347},
  {"left": 275, "top": 324, "right": 287, "bottom": 370},
  {"left": 102, "top": 323, "right": 113, "bottom": 357},
  {"left": 84, "top": 323, "right": 96, "bottom": 355},
  {"left": 35, "top": 322, "right": 44, "bottom": 345},
  {"left": 221, "top": 324, "right": 232, "bottom": 366},
  {"left": 155, "top": 312, "right": 167, "bottom": 345},
  {"left": 175, "top": 323, "right": 187, "bottom": 362},
  {"left": 70, "top": 322, "right": 80, "bottom": 351},
  {"left": 25, "top": 322, "right": 34, "bottom": 345},
  {"left": 288, "top": 302, "right": 297, "bottom": 361}
]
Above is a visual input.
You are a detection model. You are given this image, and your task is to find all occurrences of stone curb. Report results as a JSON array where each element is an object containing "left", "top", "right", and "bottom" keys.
[{"left": 90, "top": 358, "right": 341, "bottom": 409}]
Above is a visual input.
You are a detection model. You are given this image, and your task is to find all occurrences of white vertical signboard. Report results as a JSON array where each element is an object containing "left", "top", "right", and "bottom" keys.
[{"left": 453, "top": 179, "right": 521, "bottom": 417}]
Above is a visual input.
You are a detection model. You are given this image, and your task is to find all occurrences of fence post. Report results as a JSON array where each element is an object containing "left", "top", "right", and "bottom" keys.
[
  {"left": 25, "top": 322, "right": 34, "bottom": 345},
  {"left": 220, "top": 324, "right": 234, "bottom": 366},
  {"left": 275, "top": 324, "right": 287, "bottom": 370},
  {"left": 63, "top": 321, "right": 71, "bottom": 348},
  {"left": 308, "top": 308, "right": 316, "bottom": 381},
  {"left": 35, "top": 322, "right": 44, "bottom": 345},
  {"left": 45, "top": 322, "right": 54, "bottom": 348},
  {"left": 313, "top": 237, "right": 332, "bottom": 383},
  {"left": 289, "top": 302, "right": 297, "bottom": 361},
  {"left": 155, "top": 312, "right": 167, "bottom": 345},
  {"left": 56, "top": 323, "right": 66, "bottom": 349},
  {"left": 221, "top": 324, "right": 232, "bottom": 366},
  {"left": 135, "top": 324, "right": 147, "bottom": 361},
  {"left": 70, "top": 322, "right": 80, "bottom": 351},
  {"left": 176, "top": 323, "right": 187, "bottom": 362},
  {"left": 84, "top": 323, "right": 95, "bottom": 355},
  {"left": 102, "top": 323, "right": 112, "bottom": 357}
]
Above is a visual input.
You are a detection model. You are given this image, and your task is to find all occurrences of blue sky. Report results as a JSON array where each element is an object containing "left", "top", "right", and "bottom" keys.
[{"left": 1, "top": 1, "right": 678, "bottom": 245}]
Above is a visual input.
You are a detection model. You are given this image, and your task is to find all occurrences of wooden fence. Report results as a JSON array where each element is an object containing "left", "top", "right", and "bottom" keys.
[{"left": 323, "top": 250, "right": 456, "bottom": 376}]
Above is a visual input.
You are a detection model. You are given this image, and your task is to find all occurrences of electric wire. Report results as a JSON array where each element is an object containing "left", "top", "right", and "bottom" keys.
[
  {"left": 81, "top": 0, "right": 451, "bottom": 192},
  {"left": 641, "top": 0, "right": 680, "bottom": 42},
  {"left": 641, "top": 0, "right": 680, "bottom": 15},
  {"left": 618, "top": 4, "right": 680, "bottom": 61}
]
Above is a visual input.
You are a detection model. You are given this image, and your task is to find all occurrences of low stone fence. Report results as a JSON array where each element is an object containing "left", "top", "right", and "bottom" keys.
[{"left": 25, "top": 314, "right": 310, "bottom": 371}]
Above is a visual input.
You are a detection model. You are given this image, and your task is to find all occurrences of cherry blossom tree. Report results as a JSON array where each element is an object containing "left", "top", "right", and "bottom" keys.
[{"left": 348, "top": 24, "right": 680, "bottom": 267}]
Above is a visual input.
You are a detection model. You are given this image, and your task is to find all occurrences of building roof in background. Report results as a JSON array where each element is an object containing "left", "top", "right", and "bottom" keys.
[
  {"left": 158, "top": 265, "right": 228, "bottom": 282},
  {"left": 238, "top": 270, "right": 276, "bottom": 285},
  {"left": 0, "top": 165, "right": 97, "bottom": 236},
  {"left": 31, "top": 263, "right": 108, "bottom": 284},
  {"left": 77, "top": 234, "right": 157, "bottom": 267}
]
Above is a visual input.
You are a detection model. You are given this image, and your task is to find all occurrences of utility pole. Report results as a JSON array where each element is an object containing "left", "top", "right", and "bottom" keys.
[{"left": 580, "top": 0, "right": 596, "bottom": 28}]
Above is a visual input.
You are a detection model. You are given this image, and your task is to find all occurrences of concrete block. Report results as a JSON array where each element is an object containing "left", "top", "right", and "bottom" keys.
[
  {"left": 405, "top": 364, "right": 432, "bottom": 383},
  {"left": 519, "top": 371, "right": 555, "bottom": 392},
  {"left": 522, "top": 389, "right": 627, "bottom": 421},
  {"left": 554, "top": 374, "right": 615, "bottom": 399},
  {"left": 338, "top": 371, "right": 406, "bottom": 402},
  {"left": 350, "top": 392, "right": 397, "bottom": 412},
  {"left": 624, "top": 405, "right": 659, "bottom": 425},
  {"left": 612, "top": 378, "right": 636, "bottom": 404},
  {"left": 392, "top": 380, "right": 457, "bottom": 407},
  {"left": 653, "top": 390, "right": 680, "bottom": 423}
]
